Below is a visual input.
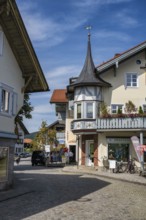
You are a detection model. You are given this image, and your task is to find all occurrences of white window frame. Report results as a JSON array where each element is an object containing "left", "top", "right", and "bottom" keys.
[
  {"left": 86, "top": 102, "right": 94, "bottom": 119},
  {"left": 0, "top": 83, "right": 17, "bottom": 117},
  {"left": 111, "top": 104, "right": 123, "bottom": 114},
  {"left": 76, "top": 102, "right": 82, "bottom": 119},
  {"left": 125, "top": 73, "right": 138, "bottom": 88},
  {"left": 143, "top": 105, "right": 146, "bottom": 113}
]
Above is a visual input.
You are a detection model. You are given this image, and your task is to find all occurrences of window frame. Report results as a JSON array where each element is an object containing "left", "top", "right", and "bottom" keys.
[
  {"left": 0, "top": 83, "right": 17, "bottom": 117},
  {"left": 143, "top": 105, "right": 146, "bottom": 113},
  {"left": 86, "top": 102, "right": 93, "bottom": 119},
  {"left": 111, "top": 104, "right": 123, "bottom": 114},
  {"left": 125, "top": 73, "right": 138, "bottom": 88},
  {"left": 77, "top": 103, "right": 82, "bottom": 119}
]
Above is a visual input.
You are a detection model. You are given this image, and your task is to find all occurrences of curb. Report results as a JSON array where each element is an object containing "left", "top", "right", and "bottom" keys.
[{"left": 62, "top": 168, "right": 146, "bottom": 186}]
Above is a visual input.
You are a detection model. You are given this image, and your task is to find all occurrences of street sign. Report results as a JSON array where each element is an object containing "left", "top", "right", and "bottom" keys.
[{"left": 45, "top": 145, "right": 50, "bottom": 152}]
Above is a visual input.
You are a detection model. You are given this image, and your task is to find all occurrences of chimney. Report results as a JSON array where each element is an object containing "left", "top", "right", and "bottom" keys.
[{"left": 114, "top": 53, "right": 121, "bottom": 58}]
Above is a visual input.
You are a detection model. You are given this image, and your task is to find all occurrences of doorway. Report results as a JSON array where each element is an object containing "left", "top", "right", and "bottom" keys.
[
  {"left": 85, "top": 140, "right": 94, "bottom": 166},
  {"left": 69, "top": 145, "right": 76, "bottom": 164}
]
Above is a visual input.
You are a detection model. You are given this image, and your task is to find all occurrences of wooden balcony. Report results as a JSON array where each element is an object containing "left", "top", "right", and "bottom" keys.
[{"left": 97, "top": 117, "right": 146, "bottom": 130}]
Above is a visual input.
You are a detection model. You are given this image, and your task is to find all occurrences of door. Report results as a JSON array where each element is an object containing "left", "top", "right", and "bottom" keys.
[
  {"left": 69, "top": 145, "right": 76, "bottom": 163},
  {"left": 85, "top": 140, "right": 94, "bottom": 166}
]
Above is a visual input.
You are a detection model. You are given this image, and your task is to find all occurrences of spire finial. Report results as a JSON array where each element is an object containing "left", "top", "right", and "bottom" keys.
[{"left": 85, "top": 25, "right": 92, "bottom": 41}]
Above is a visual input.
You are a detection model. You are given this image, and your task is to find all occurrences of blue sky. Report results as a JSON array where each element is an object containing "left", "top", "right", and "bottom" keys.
[{"left": 16, "top": 0, "right": 146, "bottom": 133}]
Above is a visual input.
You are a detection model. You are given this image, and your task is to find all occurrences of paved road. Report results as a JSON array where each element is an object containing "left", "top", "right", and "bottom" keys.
[{"left": 0, "top": 158, "right": 146, "bottom": 220}]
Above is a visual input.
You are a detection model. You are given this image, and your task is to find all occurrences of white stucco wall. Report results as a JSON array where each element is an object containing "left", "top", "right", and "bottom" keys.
[
  {"left": 65, "top": 117, "right": 76, "bottom": 146},
  {"left": 102, "top": 51, "right": 146, "bottom": 110},
  {"left": 0, "top": 29, "right": 24, "bottom": 134}
]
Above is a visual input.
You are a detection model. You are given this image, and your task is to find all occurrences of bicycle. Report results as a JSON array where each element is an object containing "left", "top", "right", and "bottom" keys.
[
  {"left": 126, "top": 159, "right": 135, "bottom": 173},
  {"left": 113, "top": 161, "right": 127, "bottom": 173}
]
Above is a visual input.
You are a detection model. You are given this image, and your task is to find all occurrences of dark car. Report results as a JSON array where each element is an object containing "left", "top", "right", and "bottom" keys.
[
  {"left": 20, "top": 152, "right": 30, "bottom": 158},
  {"left": 31, "top": 151, "right": 46, "bottom": 166}
]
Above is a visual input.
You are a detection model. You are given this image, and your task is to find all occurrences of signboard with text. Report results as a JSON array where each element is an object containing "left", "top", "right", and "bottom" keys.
[{"left": 45, "top": 145, "right": 50, "bottom": 153}]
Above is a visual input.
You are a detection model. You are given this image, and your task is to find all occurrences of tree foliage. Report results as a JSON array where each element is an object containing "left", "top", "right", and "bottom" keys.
[
  {"left": 99, "top": 102, "right": 109, "bottom": 117},
  {"left": 32, "top": 120, "right": 57, "bottom": 151},
  {"left": 125, "top": 100, "right": 136, "bottom": 113},
  {"left": 15, "top": 93, "right": 33, "bottom": 123},
  {"left": 14, "top": 93, "right": 33, "bottom": 135}
]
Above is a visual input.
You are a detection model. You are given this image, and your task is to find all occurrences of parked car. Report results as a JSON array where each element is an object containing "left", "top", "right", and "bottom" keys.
[
  {"left": 31, "top": 151, "right": 46, "bottom": 166},
  {"left": 19, "top": 152, "right": 30, "bottom": 158}
]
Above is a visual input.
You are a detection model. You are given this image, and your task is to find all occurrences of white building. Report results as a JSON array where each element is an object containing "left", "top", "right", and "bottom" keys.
[
  {"left": 52, "top": 33, "right": 146, "bottom": 170},
  {"left": 0, "top": 0, "right": 49, "bottom": 190}
]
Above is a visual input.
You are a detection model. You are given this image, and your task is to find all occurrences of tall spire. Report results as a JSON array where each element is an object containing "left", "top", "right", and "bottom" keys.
[{"left": 72, "top": 27, "right": 111, "bottom": 87}]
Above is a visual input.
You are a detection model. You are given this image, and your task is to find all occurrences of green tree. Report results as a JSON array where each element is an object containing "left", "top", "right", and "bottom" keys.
[
  {"left": 32, "top": 121, "right": 57, "bottom": 151},
  {"left": 99, "top": 102, "right": 109, "bottom": 117},
  {"left": 138, "top": 106, "right": 144, "bottom": 114},
  {"left": 15, "top": 93, "right": 33, "bottom": 122},
  {"left": 125, "top": 101, "right": 136, "bottom": 113},
  {"left": 14, "top": 93, "right": 33, "bottom": 134}
]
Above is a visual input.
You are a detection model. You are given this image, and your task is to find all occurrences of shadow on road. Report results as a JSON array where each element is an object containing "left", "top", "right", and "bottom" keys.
[{"left": 0, "top": 163, "right": 111, "bottom": 220}]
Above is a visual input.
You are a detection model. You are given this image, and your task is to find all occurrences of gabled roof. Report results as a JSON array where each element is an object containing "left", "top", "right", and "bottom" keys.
[
  {"left": 67, "top": 34, "right": 111, "bottom": 92},
  {"left": 97, "top": 40, "right": 146, "bottom": 73},
  {"left": 50, "top": 89, "right": 68, "bottom": 103},
  {"left": 0, "top": 0, "right": 49, "bottom": 93}
]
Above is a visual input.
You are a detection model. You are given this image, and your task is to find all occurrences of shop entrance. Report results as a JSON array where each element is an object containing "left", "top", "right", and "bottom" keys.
[
  {"left": 69, "top": 145, "right": 76, "bottom": 164},
  {"left": 85, "top": 140, "right": 94, "bottom": 166}
]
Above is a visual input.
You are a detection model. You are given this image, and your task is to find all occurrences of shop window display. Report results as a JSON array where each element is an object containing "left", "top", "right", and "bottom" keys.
[{"left": 108, "top": 144, "right": 129, "bottom": 162}]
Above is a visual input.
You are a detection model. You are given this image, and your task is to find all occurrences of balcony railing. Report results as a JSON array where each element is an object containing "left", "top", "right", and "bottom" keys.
[
  {"left": 71, "top": 120, "right": 97, "bottom": 130},
  {"left": 71, "top": 117, "right": 146, "bottom": 131},
  {"left": 97, "top": 117, "right": 146, "bottom": 130}
]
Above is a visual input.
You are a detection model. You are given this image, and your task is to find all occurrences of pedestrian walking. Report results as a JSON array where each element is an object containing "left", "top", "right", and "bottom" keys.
[{"left": 16, "top": 156, "right": 20, "bottom": 165}]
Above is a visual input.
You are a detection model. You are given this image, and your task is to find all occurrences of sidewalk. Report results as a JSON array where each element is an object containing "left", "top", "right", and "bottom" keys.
[{"left": 62, "top": 165, "right": 146, "bottom": 185}]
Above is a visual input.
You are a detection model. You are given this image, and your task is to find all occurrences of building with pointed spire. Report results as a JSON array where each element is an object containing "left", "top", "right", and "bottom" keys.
[
  {"left": 67, "top": 33, "right": 111, "bottom": 167},
  {"left": 51, "top": 34, "right": 146, "bottom": 171}
]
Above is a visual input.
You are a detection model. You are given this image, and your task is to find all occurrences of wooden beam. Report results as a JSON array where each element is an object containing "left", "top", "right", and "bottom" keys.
[
  {"left": 21, "top": 76, "right": 33, "bottom": 93},
  {"left": 140, "top": 64, "right": 146, "bottom": 69}
]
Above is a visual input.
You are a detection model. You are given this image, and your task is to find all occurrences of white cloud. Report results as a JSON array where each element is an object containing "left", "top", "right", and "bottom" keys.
[
  {"left": 46, "top": 65, "right": 81, "bottom": 90},
  {"left": 33, "top": 104, "right": 54, "bottom": 115},
  {"left": 23, "top": 103, "right": 56, "bottom": 132},
  {"left": 94, "top": 30, "right": 131, "bottom": 42},
  {"left": 30, "top": 92, "right": 50, "bottom": 100},
  {"left": 17, "top": 1, "right": 88, "bottom": 48},
  {"left": 24, "top": 112, "right": 56, "bottom": 132},
  {"left": 46, "top": 65, "right": 80, "bottom": 79},
  {"left": 73, "top": 0, "right": 133, "bottom": 7},
  {"left": 115, "top": 10, "right": 138, "bottom": 28}
]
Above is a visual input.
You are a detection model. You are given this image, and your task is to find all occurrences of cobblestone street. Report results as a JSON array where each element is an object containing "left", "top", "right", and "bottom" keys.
[{"left": 0, "top": 158, "right": 146, "bottom": 220}]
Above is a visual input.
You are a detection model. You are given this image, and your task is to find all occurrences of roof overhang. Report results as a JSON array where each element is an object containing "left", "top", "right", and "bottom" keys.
[
  {"left": 97, "top": 41, "right": 146, "bottom": 73},
  {"left": 0, "top": 0, "right": 49, "bottom": 93}
]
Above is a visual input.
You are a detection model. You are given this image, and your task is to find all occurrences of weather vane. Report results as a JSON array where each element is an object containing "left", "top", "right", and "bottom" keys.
[{"left": 85, "top": 25, "right": 92, "bottom": 35}]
